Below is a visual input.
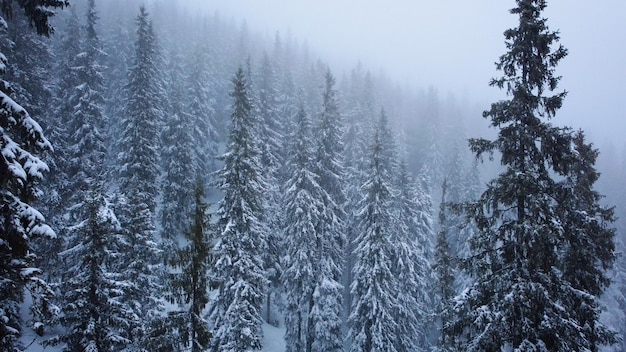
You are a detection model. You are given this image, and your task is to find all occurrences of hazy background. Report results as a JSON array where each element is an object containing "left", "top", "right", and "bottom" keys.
[{"left": 181, "top": 0, "right": 625, "bottom": 148}]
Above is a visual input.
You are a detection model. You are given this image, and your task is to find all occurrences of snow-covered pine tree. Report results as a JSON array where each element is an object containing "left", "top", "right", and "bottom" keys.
[
  {"left": 208, "top": 67, "right": 267, "bottom": 352},
  {"left": 391, "top": 146, "right": 433, "bottom": 351},
  {"left": 49, "top": 188, "right": 129, "bottom": 352},
  {"left": 433, "top": 180, "right": 455, "bottom": 351},
  {"left": 101, "top": 13, "right": 134, "bottom": 170},
  {"left": 557, "top": 130, "right": 616, "bottom": 350},
  {"left": 168, "top": 179, "right": 213, "bottom": 352},
  {"left": 282, "top": 104, "right": 336, "bottom": 352},
  {"left": 309, "top": 69, "right": 345, "bottom": 352},
  {"left": 1, "top": 7, "right": 64, "bottom": 332},
  {"left": 257, "top": 53, "right": 283, "bottom": 177},
  {"left": 118, "top": 5, "right": 163, "bottom": 215},
  {"left": 0, "top": 0, "right": 67, "bottom": 349},
  {"left": 186, "top": 43, "right": 219, "bottom": 179},
  {"left": 348, "top": 124, "right": 397, "bottom": 352},
  {"left": 256, "top": 52, "right": 284, "bottom": 326},
  {"left": 444, "top": 138, "right": 468, "bottom": 258},
  {"left": 39, "top": 5, "right": 82, "bottom": 287},
  {"left": 1, "top": 10, "right": 53, "bottom": 131},
  {"left": 159, "top": 45, "right": 194, "bottom": 257},
  {"left": 422, "top": 87, "right": 445, "bottom": 192},
  {"left": 341, "top": 68, "right": 379, "bottom": 327},
  {"left": 116, "top": 6, "right": 165, "bottom": 347},
  {"left": 451, "top": 1, "right": 616, "bottom": 350},
  {"left": 65, "top": 0, "right": 108, "bottom": 213}
]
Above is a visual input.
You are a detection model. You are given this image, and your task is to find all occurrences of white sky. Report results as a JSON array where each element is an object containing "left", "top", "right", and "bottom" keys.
[{"left": 186, "top": 0, "right": 626, "bottom": 147}]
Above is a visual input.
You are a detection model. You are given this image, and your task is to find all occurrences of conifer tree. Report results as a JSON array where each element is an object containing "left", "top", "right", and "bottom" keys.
[
  {"left": 423, "top": 87, "right": 445, "bottom": 191},
  {"left": 118, "top": 5, "right": 163, "bottom": 215},
  {"left": 65, "top": 0, "right": 108, "bottom": 211},
  {"left": 434, "top": 180, "right": 455, "bottom": 351},
  {"left": 256, "top": 52, "right": 284, "bottom": 325},
  {"left": 0, "top": 0, "right": 67, "bottom": 349},
  {"left": 168, "top": 180, "right": 213, "bottom": 352},
  {"left": 282, "top": 105, "right": 337, "bottom": 352},
  {"left": 186, "top": 44, "right": 219, "bottom": 179},
  {"left": 2, "top": 8, "right": 61, "bottom": 324},
  {"left": 348, "top": 127, "right": 397, "bottom": 352},
  {"left": 159, "top": 48, "right": 194, "bottom": 256},
  {"left": 101, "top": 15, "right": 134, "bottom": 167},
  {"left": 452, "top": 1, "right": 616, "bottom": 350},
  {"left": 310, "top": 69, "right": 345, "bottom": 352},
  {"left": 391, "top": 141, "right": 433, "bottom": 351},
  {"left": 49, "top": 188, "right": 129, "bottom": 352},
  {"left": 116, "top": 6, "right": 165, "bottom": 347},
  {"left": 40, "top": 5, "right": 81, "bottom": 287},
  {"left": 557, "top": 130, "right": 616, "bottom": 350},
  {"left": 208, "top": 68, "right": 266, "bottom": 352}
]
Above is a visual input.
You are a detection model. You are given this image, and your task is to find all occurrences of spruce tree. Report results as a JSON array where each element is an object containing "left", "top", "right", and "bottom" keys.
[
  {"left": 101, "top": 15, "right": 134, "bottom": 168},
  {"left": 256, "top": 52, "right": 284, "bottom": 326},
  {"left": 434, "top": 180, "right": 455, "bottom": 351},
  {"left": 392, "top": 158, "right": 433, "bottom": 351},
  {"left": 208, "top": 68, "right": 266, "bottom": 352},
  {"left": 341, "top": 77, "right": 372, "bottom": 326},
  {"left": 452, "top": 1, "right": 616, "bottom": 350},
  {"left": 118, "top": 5, "right": 163, "bottom": 215},
  {"left": 310, "top": 69, "right": 345, "bottom": 352},
  {"left": 1, "top": 7, "right": 61, "bottom": 333},
  {"left": 0, "top": 0, "right": 67, "bottom": 349},
  {"left": 348, "top": 126, "right": 397, "bottom": 352},
  {"left": 49, "top": 188, "right": 129, "bottom": 352},
  {"left": 159, "top": 48, "right": 194, "bottom": 256},
  {"left": 282, "top": 105, "right": 338, "bottom": 352},
  {"left": 116, "top": 6, "right": 165, "bottom": 347},
  {"left": 168, "top": 180, "right": 213, "bottom": 352},
  {"left": 186, "top": 44, "right": 219, "bottom": 179},
  {"left": 41, "top": 5, "right": 81, "bottom": 287},
  {"left": 557, "top": 130, "right": 616, "bottom": 350},
  {"left": 62, "top": 0, "right": 108, "bottom": 220}
]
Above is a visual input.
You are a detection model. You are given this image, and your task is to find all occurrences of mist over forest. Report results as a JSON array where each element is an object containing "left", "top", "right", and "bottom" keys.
[{"left": 1, "top": 0, "right": 625, "bottom": 351}]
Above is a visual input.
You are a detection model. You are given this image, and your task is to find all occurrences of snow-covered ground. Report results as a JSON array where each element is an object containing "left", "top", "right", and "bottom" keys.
[
  {"left": 21, "top": 316, "right": 287, "bottom": 351},
  {"left": 262, "top": 322, "right": 286, "bottom": 352}
]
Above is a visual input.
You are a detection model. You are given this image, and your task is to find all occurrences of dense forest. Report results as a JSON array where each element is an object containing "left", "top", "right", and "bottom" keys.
[{"left": 1, "top": 0, "right": 625, "bottom": 351}]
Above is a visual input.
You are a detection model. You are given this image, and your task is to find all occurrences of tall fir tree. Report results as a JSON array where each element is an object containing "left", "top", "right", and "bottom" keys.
[
  {"left": 159, "top": 46, "right": 194, "bottom": 256},
  {"left": 368, "top": 109, "right": 431, "bottom": 352},
  {"left": 434, "top": 180, "right": 455, "bottom": 352},
  {"left": 392, "top": 143, "right": 433, "bottom": 351},
  {"left": 118, "top": 5, "right": 163, "bottom": 215},
  {"left": 0, "top": 0, "right": 67, "bottom": 349},
  {"left": 341, "top": 74, "right": 372, "bottom": 326},
  {"left": 116, "top": 6, "right": 165, "bottom": 348},
  {"left": 282, "top": 105, "right": 324, "bottom": 352},
  {"left": 348, "top": 126, "right": 398, "bottom": 352},
  {"left": 65, "top": 0, "right": 108, "bottom": 216},
  {"left": 557, "top": 130, "right": 616, "bottom": 350},
  {"left": 2, "top": 7, "right": 61, "bottom": 330},
  {"left": 452, "top": 1, "right": 616, "bottom": 350},
  {"left": 309, "top": 69, "right": 345, "bottom": 352},
  {"left": 208, "top": 68, "right": 267, "bottom": 352},
  {"left": 422, "top": 87, "right": 445, "bottom": 191},
  {"left": 0, "top": 0, "right": 68, "bottom": 351},
  {"left": 40, "top": 4, "right": 81, "bottom": 287},
  {"left": 101, "top": 13, "right": 134, "bottom": 169},
  {"left": 49, "top": 188, "right": 130, "bottom": 352},
  {"left": 168, "top": 180, "right": 214, "bottom": 352},
  {"left": 186, "top": 43, "right": 219, "bottom": 179},
  {"left": 256, "top": 52, "right": 284, "bottom": 326}
]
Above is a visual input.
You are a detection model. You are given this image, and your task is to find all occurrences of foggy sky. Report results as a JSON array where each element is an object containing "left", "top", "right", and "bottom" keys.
[{"left": 189, "top": 0, "right": 625, "bottom": 148}]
